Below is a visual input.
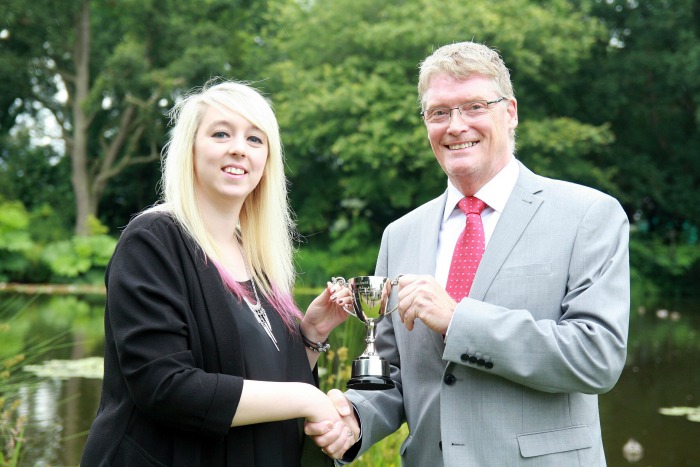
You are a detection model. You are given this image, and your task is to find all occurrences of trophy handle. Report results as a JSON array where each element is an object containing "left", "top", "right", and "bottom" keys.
[
  {"left": 383, "top": 274, "right": 403, "bottom": 315},
  {"left": 331, "top": 274, "right": 404, "bottom": 317},
  {"left": 331, "top": 277, "right": 357, "bottom": 316}
]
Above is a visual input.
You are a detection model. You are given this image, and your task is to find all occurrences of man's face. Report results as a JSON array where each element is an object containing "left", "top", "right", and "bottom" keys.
[{"left": 423, "top": 73, "right": 518, "bottom": 195}]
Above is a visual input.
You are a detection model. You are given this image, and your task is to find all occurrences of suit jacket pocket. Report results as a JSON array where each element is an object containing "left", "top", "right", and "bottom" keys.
[
  {"left": 516, "top": 425, "right": 592, "bottom": 458},
  {"left": 496, "top": 262, "right": 552, "bottom": 280}
]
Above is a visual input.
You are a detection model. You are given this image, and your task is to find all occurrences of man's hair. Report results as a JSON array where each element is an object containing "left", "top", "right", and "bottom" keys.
[{"left": 417, "top": 42, "right": 515, "bottom": 111}]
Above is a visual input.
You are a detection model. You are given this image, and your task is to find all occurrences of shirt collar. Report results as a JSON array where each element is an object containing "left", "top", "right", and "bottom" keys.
[{"left": 442, "top": 157, "right": 519, "bottom": 223}]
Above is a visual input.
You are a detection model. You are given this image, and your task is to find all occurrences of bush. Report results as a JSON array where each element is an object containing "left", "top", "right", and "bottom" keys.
[
  {"left": 0, "top": 200, "right": 117, "bottom": 285},
  {"left": 40, "top": 234, "right": 117, "bottom": 284}
]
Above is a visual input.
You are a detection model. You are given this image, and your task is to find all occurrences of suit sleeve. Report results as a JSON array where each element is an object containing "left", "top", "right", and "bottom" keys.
[
  {"left": 107, "top": 221, "right": 242, "bottom": 435},
  {"left": 444, "top": 195, "right": 630, "bottom": 394}
]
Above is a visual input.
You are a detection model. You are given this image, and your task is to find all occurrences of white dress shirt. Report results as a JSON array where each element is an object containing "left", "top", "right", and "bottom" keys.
[{"left": 435, "top": 156, "right": 519, "bottom": 287}]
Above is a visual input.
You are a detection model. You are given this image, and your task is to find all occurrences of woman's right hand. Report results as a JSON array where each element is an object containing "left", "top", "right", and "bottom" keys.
[{"left": 304, "top": 388, "right": 360, "bottom": 459}]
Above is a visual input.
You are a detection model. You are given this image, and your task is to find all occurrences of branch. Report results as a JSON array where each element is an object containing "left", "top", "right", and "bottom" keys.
[{"left": 98, "top": 105, "right": 137, "bottom": 177}]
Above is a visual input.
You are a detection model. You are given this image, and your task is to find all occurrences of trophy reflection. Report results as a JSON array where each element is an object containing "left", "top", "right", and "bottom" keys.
[{"left": 332, "top": 275, "right": 399, "bottom": 390}]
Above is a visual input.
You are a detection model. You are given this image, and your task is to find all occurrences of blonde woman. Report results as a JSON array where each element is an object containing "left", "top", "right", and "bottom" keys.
[{"left": 81, "top": 81, "right": 356, "bottom": 466}]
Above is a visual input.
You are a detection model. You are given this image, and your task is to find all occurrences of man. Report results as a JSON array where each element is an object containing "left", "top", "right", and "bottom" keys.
[{"left": 308, "top": 41, "right": 629, "bottom": 466}]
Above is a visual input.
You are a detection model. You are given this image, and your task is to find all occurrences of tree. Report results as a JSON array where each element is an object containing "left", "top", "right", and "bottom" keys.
[
  {"left": 255, "top": 0, "right": 616, "bottom": 275},
  {"left": 567, "top": 0, "right": 700, "bottom": 295},
  {"left": 0, "top": 0, "right": 263, "bottom": 234}
]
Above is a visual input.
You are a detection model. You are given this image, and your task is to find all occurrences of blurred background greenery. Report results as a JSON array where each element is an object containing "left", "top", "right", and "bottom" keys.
[
  {"left": 1, "top": 0, "right": 699, "bottom": 465},
  {"left": 1, "top": 0, "right": 699, "bottom": 297}
]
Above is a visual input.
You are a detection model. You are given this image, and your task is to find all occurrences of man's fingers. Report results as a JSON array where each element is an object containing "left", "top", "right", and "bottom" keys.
[
  {"left": 307, "top": 420, "right": 347, "bottom": 456},
  {"left": 327, "top": 389, "right": 352, "bottom": 417},
  {"left": 321, "top": 421, "right": 354, "bottom": 459},
  {"left": 304, "top": 420, "right": 333, "bottom": 436}
]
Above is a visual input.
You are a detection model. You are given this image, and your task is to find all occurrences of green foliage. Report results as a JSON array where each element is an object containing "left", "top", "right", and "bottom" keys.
[
  {"left": 0, "top": 200, "right": 35, "bottom": 283},
  {"left": 253, "top": 0, "right": 616, "bottom": 283},
  {"left": 41, "top": 234, "right": 116, "bottom": 284},
  {"left": 0, "top": 199, "right": 117, "bottom": 284},
  {"left": 0, "top": 200, "right": 33, "bottom": 253},
  {"left": 0, "top": 132, "right": 73, "bottom": 226},
  {"left": 629, "top": 230, "right": 700, "bottom": 299},
  {"left": 517, "top": 118, "right": 618, "bottom": 193},
  {"left": 0, "top": 0, "right": 699, "bottom": 297},
  {"left": 577, "top": 0, "right": 700, "bottom": 257},
  {"left": 0, "top": 0, "right": 266, "bottom": 235}
]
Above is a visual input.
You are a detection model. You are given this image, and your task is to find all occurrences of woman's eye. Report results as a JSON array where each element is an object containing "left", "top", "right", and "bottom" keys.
[
  {"left": 212, "top": 131, "right": 229, "bottom": 139},
  {"left": 248, "top": 135, "right": 264, "bottom": 144}
]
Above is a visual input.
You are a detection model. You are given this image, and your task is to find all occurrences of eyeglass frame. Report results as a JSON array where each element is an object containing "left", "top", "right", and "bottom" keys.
[{"left": 421, "top": 97, "right": 507, "bottom": 124}]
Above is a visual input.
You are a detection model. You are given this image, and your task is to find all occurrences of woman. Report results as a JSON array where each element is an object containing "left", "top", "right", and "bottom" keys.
[{"left": 81, "top": 80, "right": 355, "bottom": 466}]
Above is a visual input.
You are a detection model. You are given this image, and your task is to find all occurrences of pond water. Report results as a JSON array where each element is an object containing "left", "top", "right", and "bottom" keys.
[{"left": 1, "top": 293, "right": 699, "bottom": 466}]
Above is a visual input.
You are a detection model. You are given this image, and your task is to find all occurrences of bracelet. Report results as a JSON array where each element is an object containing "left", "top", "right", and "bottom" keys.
[{"left": 298, "top": 323, "right": 330, "bottom": 352}]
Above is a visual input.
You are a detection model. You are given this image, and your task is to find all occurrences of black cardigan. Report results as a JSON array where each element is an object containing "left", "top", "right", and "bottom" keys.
[{"left": 80, "top": 212, "right": 330, "bottom": 466}]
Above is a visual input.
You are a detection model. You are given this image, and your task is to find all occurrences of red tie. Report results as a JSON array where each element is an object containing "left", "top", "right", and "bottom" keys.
[{"left": 445, "top": 196, "right": 487, "bottom": 301}]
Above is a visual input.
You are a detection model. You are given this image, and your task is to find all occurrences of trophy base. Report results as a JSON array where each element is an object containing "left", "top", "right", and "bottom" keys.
[
  {"left": 347, "top": 356, "right": 395, "bottom": 390},
  {"left": 347, "top": 375, "right": 395, "bottom": 390}
]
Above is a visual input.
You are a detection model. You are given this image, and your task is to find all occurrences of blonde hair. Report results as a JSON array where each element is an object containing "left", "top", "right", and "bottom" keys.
[
  {"left": 146, "top": 79, "right": 301, "bottom": 327},
  {"left": 418, "top": 41, "right": 515, "bottom": 109}
]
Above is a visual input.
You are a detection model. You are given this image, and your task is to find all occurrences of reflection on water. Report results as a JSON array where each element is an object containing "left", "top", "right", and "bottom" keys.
[
  {"left": 601, "top": 302, "right": 700, "bottom": 467},
  {"left": 1, "top": 294, "right": 699, "bottom": 466}
]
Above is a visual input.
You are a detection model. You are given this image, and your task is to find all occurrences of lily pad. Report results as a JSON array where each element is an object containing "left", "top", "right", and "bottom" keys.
[
  {"left": 23, "top": 357, "right": 104, "bottom": 379},
  {"left": 659, "top": 406, "right": 700, "bottom": 422}
]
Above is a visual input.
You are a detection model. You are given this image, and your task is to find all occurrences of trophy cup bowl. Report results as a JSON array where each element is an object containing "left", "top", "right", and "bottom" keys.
[{"left": 333, "top": 275, "right": 398, "bottom": 390}]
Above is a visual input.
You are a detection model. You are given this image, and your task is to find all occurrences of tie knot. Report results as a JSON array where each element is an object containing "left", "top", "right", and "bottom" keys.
[{"left": 457, "top": 196, "right": 486, "bottom": 215}]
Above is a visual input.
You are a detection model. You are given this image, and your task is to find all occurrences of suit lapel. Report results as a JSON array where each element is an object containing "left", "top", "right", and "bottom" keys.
[
  {"left": 416, "top": 193, "right": 453, "bottom": 353},
  {"left": 470, "top": 163, "right": 544, "bottom": 300},
  {"left": 418, "top": 194, "right": 447, "bottom": 275}
]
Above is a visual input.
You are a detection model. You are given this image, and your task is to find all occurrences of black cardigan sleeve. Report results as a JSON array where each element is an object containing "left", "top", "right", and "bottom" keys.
[{"left": 106, "top": 213, "right": 243, "bottom": 436}]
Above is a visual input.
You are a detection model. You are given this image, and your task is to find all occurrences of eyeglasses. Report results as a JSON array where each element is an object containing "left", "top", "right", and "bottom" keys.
[{"left": 421, "top": 97, "right": 506, "bottom": 124}]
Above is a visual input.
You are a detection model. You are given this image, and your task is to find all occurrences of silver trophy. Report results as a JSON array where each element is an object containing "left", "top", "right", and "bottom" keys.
[{"left": 332, "top": 275, "right": 400, "bottom": 390}]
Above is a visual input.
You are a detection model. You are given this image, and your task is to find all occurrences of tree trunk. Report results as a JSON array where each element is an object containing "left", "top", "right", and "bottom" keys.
[{"left": 71, "top": 0, "right": 93, "bottom": 236}]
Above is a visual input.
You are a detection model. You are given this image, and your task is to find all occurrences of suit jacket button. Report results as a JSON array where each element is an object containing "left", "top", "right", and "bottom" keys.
[
  {"left": 444, "top": 374, "right": 456, "bottom": 385},
  {"left": 485, "top": 361, "right": 494, "bottom": 369},
  {"left": 460, "top": 353, "right": 469, "bottom": 362}
]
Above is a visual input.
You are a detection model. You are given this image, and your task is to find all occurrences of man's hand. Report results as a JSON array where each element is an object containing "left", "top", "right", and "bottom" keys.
[
  {"left": 304, "top": 389, "right": 360, "bottom": 459},
  {"left": 396, "top": 274, "right": 457, "bottom": 334}
]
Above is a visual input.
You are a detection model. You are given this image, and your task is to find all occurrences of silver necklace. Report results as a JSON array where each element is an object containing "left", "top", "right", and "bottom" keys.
[{"left": 238, "top": 243, "right": 280, "bottom": 351}]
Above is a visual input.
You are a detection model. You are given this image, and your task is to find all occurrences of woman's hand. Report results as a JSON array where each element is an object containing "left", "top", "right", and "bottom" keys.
[
  {"left": 304, "top": 388, "right": 359, "bottom": 459},
  {"left": 301, "top": 280, "right": 353, "bottom": 343},
  {"left": 305, "top": 389, "right": 360, "bottom": 459}
]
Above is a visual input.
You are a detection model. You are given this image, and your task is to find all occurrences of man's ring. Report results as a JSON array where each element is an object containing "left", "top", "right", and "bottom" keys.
[{"left": 347, "top": 430, "right": 353, "bottom": 438}]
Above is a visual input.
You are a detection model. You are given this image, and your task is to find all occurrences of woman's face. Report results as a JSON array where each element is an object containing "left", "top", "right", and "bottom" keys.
[{"left": 192, "top": 104, "right": 268, "bottom": 209}]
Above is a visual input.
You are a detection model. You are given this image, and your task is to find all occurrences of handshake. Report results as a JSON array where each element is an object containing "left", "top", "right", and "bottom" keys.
[{"left": 304, "top": 388, "right": 360, "bottom": 460}]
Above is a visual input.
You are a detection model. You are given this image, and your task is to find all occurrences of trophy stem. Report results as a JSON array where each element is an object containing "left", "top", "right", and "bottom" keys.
[{"left": 361, "top": 319, "right": 377, "bottom": 357}]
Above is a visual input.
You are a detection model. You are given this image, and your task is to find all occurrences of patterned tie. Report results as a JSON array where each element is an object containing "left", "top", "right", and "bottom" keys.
[{"left": 445, "top": 196, "right": 487, "bottom": 301}]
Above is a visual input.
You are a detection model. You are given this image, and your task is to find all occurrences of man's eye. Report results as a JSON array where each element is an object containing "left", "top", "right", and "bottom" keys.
[
  {"left": 465, "top": 102, "right": 485, "bottom": 112},
  {"left": 432, "top": 108, "right": 449, "bottom": 117}
]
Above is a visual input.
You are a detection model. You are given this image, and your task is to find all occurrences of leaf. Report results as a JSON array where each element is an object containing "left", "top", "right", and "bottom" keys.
[{"left": 658, "top": 406, "right": 700, "bottom": 422}]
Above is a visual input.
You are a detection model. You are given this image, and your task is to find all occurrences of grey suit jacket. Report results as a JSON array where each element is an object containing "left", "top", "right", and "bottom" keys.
[{"left": 346, "top": 162, "right": 629, "bottom": 466}]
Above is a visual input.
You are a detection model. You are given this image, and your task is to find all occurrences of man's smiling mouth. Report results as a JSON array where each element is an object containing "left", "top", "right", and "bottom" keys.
[{"left": 448, "top": 142, "right": 477, "bottom": 150}]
